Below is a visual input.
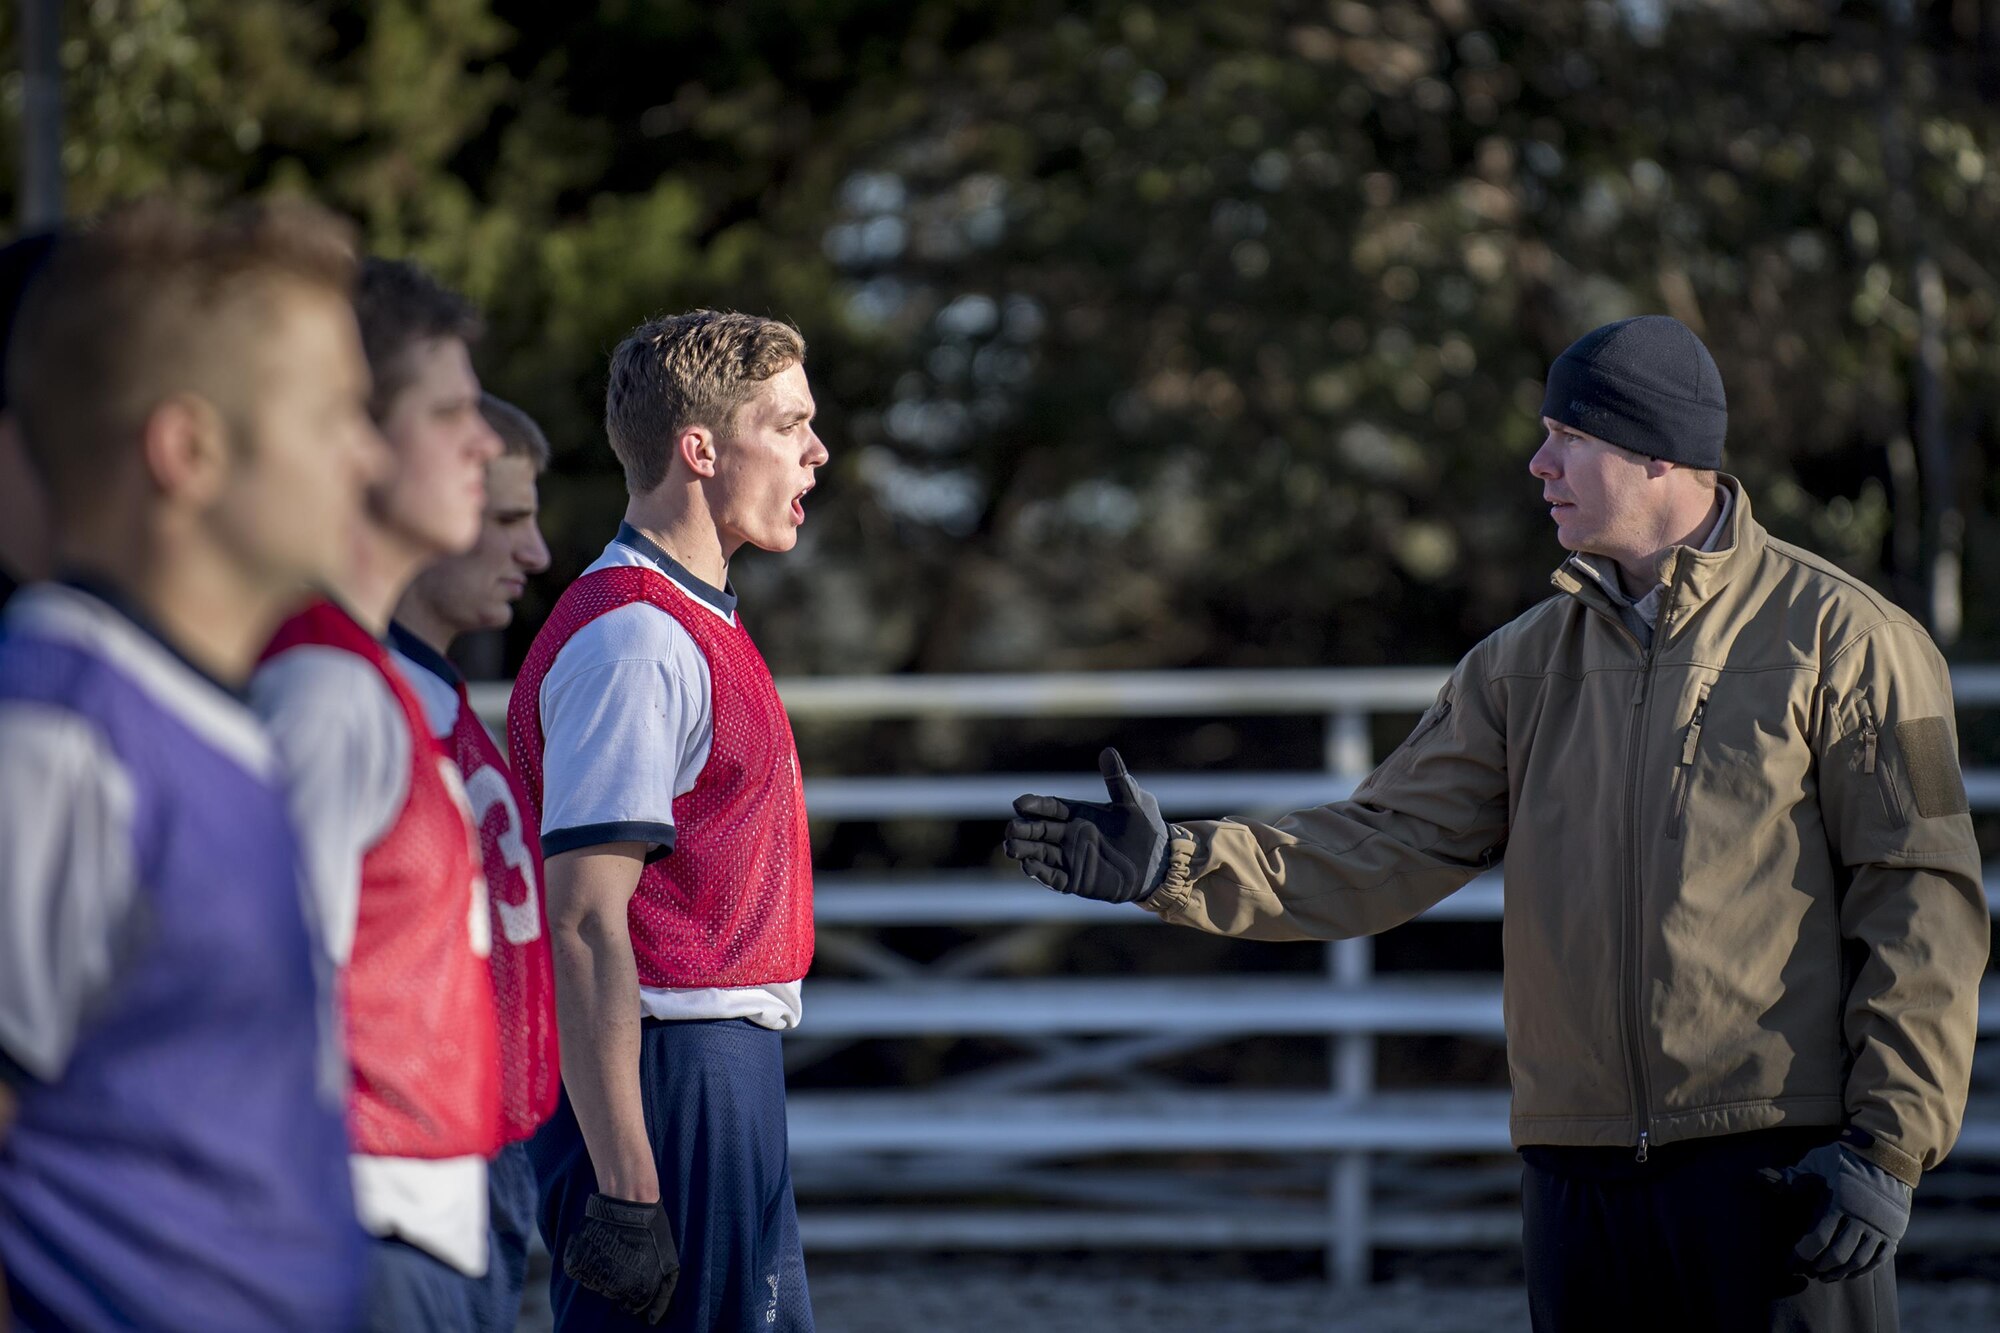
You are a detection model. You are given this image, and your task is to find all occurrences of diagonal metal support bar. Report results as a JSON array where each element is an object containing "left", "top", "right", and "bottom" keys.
[
  {"left": 813, "top": 930, "right": 925, "bottom": 979},
  {"left": 940, "top": 1029, "right": 1233, "bottom": 1094}
]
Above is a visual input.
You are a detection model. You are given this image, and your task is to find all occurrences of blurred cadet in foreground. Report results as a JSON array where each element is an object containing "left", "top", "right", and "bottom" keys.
[
  {"left": 0, "top": 199, "right": 382, "bottom": 1330},
  {"left": 0, "top": 232, "right": 60, "bottom": 608},
  {"left": 252, "top": 257, "right": 505, "bottom": 1331},
  {"left": 510, "top": 311, "right": 825, "bottom": 1330},
  {"left": 389, "top": 392, "right": 560, "bottom": 1333},
  {"left": 1005, "top": 316, "right": 1986, "bottom": 1333}
]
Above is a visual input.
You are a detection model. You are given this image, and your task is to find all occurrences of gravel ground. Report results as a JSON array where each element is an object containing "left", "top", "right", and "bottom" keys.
[
  {"left": 809, "top": 1267, "right": 1526, "bottom": 1332},
  {"left": 805, "top": 1263, "right": 2000, "bottom": 1333},
  {"left": 520, "top": 1253, "right": 2000, "bottom": 1331}
]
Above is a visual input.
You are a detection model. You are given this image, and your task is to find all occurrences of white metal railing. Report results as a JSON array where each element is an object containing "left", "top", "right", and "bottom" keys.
[
  {"left": 470, "top": 663, "right": 2000, "bottom": 723},
  {"left": 474, "top": 667, "right": 2000, "bottom": 1286},
  {"left": 469, "top": 667, "right": 1451, "bottom": 725}
]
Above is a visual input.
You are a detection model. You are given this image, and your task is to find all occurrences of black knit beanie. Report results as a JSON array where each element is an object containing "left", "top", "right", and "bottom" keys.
[{"left": 1539, "top": 315, "right": 1727, "bottom": 468}]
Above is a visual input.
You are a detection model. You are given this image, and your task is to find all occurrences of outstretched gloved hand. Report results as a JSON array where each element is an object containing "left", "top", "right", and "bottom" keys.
[
  {"left": 1761, "top": 1142, "right": 1912, "bottom": 1282},
  {"left": 1002, "top": 747, "right": 1169, "bottom": 903},
  {"left": 563, "top": 1193, "right": 681, "bottom": 1324}
]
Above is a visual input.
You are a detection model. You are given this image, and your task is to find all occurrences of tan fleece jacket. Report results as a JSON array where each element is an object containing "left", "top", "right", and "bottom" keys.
[{"left": 1148, "top": 479, "right": 1986, "bottom": 1184}]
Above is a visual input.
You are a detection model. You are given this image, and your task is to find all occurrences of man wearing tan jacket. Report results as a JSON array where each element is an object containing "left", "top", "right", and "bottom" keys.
[{"left": 1003, "top": 315, "right": 1986, "bottom": 1333}]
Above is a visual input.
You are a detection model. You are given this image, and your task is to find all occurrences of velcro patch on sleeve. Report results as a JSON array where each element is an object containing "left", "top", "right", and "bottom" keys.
[{"left": 1895, "top": 716, "right": 1970, "bottom": 818}]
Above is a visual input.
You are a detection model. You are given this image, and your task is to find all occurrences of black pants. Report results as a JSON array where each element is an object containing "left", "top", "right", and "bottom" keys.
[{"left": 1522, "top": 1127, "right": 1898, "bottom": 1333}]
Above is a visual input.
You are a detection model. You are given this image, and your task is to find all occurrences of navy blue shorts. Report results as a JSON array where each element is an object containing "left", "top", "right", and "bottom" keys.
[
  {"left": 472, "top": 1140, "right": 539, "bottom": 1333},
  {"left": 360, "top": 1235, "right": 479, "bottom": 1333},
  {"left": 528, "top": 1017, "right": 813, "bottom": 1332}
]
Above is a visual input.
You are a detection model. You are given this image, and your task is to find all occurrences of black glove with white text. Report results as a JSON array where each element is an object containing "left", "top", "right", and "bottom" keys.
[
  {"left": 562, "top": 1193, "right": 681, "bottom": 1324},
  {"left": 1762, "top": 1142, "right": 1912, "bottom": 1282},
  {"left": 1002, "top": 748, "right": 1170, "bottom": 903}
]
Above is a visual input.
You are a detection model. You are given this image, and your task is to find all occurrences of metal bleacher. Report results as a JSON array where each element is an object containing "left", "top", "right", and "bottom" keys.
[{"left": 472, "top": 666, "right": 2000, "bottom": 1286}]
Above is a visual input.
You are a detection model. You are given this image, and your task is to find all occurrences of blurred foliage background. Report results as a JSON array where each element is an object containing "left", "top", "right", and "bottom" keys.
[{"left": 5, "top": 0, "right": 2000, "bottom": 677}]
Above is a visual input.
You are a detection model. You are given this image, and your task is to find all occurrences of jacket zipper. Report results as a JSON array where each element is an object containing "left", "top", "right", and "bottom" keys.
[
  {"left": 1624, "top": 658, "right": 1656, "bottom": 1162},
  {"left": 1622, "top": 571, "right": 1684, "bottom": 1163},
  {"left": 1854, "top": 696, "right": 1901, "bottom": 822},
  {"left": 1413, "top": 696, "right": 1454, "bottom": 745},
  {"left": 1562, "top": 558, "right": 1679, "bottom": 1163},
  {"left": 1857, "top": 698, "right": 1879, "bottom": 774},
  {"left": 1668, "top": 684, "right": 1711, "bottom": 842}
]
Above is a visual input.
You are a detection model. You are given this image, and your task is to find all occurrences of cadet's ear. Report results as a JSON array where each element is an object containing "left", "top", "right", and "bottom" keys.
[
  {"left": 677, "top": 425, "right": 717, "bottom": 480},
  {"left": 142, "top": 392, "right": 231, "bottom": 506}
]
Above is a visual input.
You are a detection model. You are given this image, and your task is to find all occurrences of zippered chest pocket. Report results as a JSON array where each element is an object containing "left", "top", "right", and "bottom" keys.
[
  {"left": 1667, "top": 682, "right": 1712, "bottom": 842},
  {"left": 1853, "top": 696, "right": 1900, "bottom": 823}
]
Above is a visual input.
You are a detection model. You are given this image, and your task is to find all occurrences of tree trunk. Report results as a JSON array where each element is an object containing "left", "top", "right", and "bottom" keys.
[{"left": 17, "top": 0, "right": 64, "bottom": 229}]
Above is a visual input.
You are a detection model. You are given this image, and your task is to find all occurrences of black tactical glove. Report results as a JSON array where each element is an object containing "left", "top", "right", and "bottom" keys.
[
  {"left": 562, "top": 1193, "right": 681, "bottom": 1324},
  {"left": 1002, "top": 748, "right": 1170, "bottom": 903},
  {"left": 1762, "top": 1142, "right": 1912, "bottom": 1281}
]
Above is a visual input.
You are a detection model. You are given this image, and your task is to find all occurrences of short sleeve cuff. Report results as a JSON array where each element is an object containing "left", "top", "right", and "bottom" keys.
[{"left": 541, "top": 821, "right": 678, "bottom": 861}]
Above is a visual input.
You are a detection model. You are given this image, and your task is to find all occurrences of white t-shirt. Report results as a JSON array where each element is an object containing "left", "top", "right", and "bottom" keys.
[
  {"left": 251, "top": 631, "right": 489, "bottom": 1278},
  {"left": 536, "top": 526, "right": 803, "bottom": 1030}
]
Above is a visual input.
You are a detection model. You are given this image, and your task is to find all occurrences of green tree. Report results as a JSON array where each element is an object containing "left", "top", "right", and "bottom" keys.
[{"left": 6, "top": 0, "right": 1997, "bottom": 676}]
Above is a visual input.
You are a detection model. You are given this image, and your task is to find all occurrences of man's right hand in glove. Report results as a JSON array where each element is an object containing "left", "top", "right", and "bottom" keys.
[
  {"left": 562, "top": 1193, "right": 681, "bottom": 1324},
  {"left": 1002, "top": 747, "right": 1171, "bottom": 903}
]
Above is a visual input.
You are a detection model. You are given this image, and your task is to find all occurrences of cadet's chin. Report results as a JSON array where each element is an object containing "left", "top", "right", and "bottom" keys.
[{"left": 755, "top": 526, "right": 802, "bottom": 555}]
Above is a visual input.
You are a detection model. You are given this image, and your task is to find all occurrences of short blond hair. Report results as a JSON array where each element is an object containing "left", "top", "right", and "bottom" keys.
[
  {"left": 604, "top": 310, "right": 805, "bottom": 494},
  {"left": 8, "top": 196, "right": 355, "bottom": 512},
  {"left": 479, "top": 393, "right": 550, "bottom": 470}
]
